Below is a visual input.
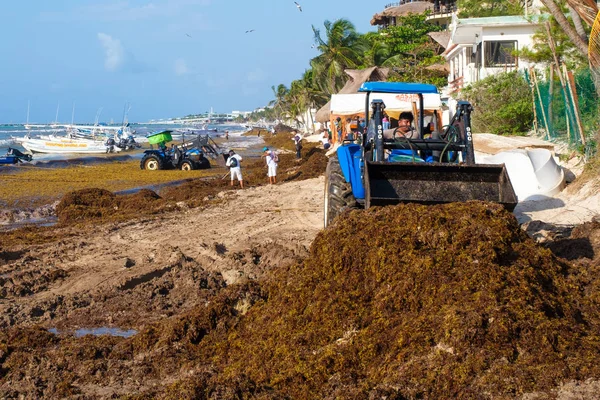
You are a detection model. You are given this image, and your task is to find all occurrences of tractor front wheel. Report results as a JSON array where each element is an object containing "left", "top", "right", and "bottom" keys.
[
  {"left": 324, "top": 155, "right": 358, "bottom": 228},
  {"left": 181, "top": 160, "right": 194, "bottom": 171}
]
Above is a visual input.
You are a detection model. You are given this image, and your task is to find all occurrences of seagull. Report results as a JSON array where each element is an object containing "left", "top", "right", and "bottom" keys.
[
  {"left": 185, "top": 33, "right": 192, "bottom": 38},
  {"left": 294, "top": 1, "right": 302, "bottom": 12},
  {"left": 245, "top": 29, "right": 255, "bottom": 33},
  {"left": 311, "top": 44, "right": 315, "bottom": 49}
]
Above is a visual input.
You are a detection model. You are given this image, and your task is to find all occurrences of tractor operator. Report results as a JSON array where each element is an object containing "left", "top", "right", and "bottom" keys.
[
  {"left": 171, "top": 144, "right": 182, "bottom": 167},
  {"left": 394, "top": 111, "right": 418, "bottom": 139},
  {"left": 385, "top": 111, "right": 443, "bottom": 162}
]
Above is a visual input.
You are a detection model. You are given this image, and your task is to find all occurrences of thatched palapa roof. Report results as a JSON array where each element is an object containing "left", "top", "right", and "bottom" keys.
[
  {"left": 315, "top": 66, "right": 390, "bottom": 123},
  {"left": 371, "top": 1, "right": 433, "bottom": 25},
  {"left": 425, "top": 63, "right": 450, "bottom": 73},
  {"left": 428, "top": 31, "right": 451, "bottom": 49}
]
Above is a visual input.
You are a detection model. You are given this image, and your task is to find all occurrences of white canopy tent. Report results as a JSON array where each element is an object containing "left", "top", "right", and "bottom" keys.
[{"left": 329, "top": 93, "right": 442, "bottom": 119}]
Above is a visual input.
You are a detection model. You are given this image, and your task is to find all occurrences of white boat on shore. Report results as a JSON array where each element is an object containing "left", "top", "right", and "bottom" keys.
[{"left": 14, "top": 134, "right": 122, "bottom": 154}]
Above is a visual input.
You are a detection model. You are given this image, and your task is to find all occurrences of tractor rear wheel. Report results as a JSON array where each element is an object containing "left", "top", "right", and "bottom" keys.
[
  {"left": 324, "top": 155, "right": 358, "bottom": 228},
  {"left": 141, "top": 154, "right": 163, "bottom": 171},
  {"left": 181, "top": 160, "right": 194, "bottom": 171}
]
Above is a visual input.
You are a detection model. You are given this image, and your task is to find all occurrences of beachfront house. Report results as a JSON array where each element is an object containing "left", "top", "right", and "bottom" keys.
[{"left": 443, "top": 14, "right": 543, "bottom": 94}]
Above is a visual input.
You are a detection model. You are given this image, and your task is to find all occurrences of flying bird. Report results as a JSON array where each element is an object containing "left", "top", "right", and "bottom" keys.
[
  {"left": 185, "top": 33, "right": 192, "bottom": 38},
  {"left": 245, "top": 29, "right": 255, "bottom": 33},
  {"left": 294, "top": 1, "right": 302, "bottom": 12},
  {"left": 311, "top": 44, "right": 315, "bottom": 49}
]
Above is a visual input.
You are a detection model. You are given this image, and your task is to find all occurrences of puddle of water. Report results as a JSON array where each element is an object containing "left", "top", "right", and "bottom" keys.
[
  {"left": 115, "top": 180, "right": 192, "bottom": 195},
  {"left": 48, "top": 327, "right": 137, "bottom": 338},
  {"left": 0, "top": 216, "right": 58, "bottom": 232},
  {"left": 76, "top": 327, "right": 137, "bottom": 338}
]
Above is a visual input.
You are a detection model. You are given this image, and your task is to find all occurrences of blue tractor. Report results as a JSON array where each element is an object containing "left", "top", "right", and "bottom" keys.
[
  {"left": 0, "top": 147, "right": 32, "bottom": 165},
  {"left": 323, "top": 82, "right": 517, "bottom": 227},
  {"left": 140, "top": 130, "right": 211, "bottom": 171}
]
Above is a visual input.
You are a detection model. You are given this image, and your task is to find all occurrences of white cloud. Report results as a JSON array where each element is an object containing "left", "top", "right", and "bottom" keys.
[
  {"left": 174, "top": 58, "right": 190, "bottom": 76},
  {"left": 98, "top": 33, "right": 125, "bottom": 71}
]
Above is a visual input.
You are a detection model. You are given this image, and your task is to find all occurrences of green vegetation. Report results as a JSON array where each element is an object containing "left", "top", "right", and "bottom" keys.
[
  {"left": 363, "top": 14, "right": 447, "bottom": 88},
  {"left": 457, "top": 0, "right": 523, "bottom": 18},
  {"left": 518, "top": 3, "right": 598, "bottom": 156},
  {"left": 311, "top": 19, "right": 369, "bottom": 96},
  {"left": 519, "top": 14, "right": 588, "bottom": 70},
  {"left": 461, "top": 71, "right": 533, "bottom": 134}
]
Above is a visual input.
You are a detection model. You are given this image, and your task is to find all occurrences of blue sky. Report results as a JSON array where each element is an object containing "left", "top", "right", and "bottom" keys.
[{"left": 0, "top": 0, "right": 383, "bottom": 123}]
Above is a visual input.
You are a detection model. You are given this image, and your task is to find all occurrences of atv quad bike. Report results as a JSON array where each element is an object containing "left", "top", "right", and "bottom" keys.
[
  {"left": 140, "top": 130, "right": 211, "bottom": 171},
  {"left": 324, "top": 81, "right": 517, "bottom": 227}
]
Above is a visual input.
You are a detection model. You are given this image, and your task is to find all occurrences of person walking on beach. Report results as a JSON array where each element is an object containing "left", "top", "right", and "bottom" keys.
[
  {"left": 263, "top": 146, "right": 278, "bottom": 184},
  {"left": 226, "top": 150, "right": 244, "bottom": 188},
  {"left": 225, "top": 130, "right": 229, "bottom": 140},
  {"left": 293, "top": 133, "right": 303, "bottom": 159}
]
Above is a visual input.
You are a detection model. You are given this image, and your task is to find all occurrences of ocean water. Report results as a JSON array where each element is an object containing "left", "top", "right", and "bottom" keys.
[{"left": 0, "top": 122, "right": 260, "bottom": 163}]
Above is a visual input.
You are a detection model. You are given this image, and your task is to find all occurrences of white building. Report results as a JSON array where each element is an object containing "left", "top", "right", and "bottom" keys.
[
  {"left": 231, "top": 110, "right": 252, "bottom": 118},
  {"left": 443, "top": 14, "right": 544, "bottom": 95}
]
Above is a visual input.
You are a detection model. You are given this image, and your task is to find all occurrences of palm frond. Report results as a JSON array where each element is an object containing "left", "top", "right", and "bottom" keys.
[
  {"left": 589, "top": 11, "right": 600, "bottom": 69},
  {"left": 565, "top": 0, "right": 598, "bottom": 27}
]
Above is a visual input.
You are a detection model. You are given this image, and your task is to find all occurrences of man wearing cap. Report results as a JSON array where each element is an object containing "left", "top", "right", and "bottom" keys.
[
  {"left": 225, "top": 149, "right": 244, "bottom": 188},
  {"left": 263, "top": 146, "right": 278, "bottom": 184}
]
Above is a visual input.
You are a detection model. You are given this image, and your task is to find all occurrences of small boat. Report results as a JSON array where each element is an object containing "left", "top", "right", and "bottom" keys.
[
  {"left": 0, "top": 147, "right": 32, "bottom": 164},
  {"left": 14, "top": 134, "right": 122, "bottom": 154}
]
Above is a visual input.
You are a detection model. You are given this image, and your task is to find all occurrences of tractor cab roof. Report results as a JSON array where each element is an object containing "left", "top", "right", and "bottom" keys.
[{"left": 359, "top": 82, "right": 439, "bottom": 95}]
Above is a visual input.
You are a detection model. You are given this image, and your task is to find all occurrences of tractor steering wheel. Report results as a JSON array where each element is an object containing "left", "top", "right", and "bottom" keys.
[{"left": 392, "top": 127, "right": 406, "bottom": 140}]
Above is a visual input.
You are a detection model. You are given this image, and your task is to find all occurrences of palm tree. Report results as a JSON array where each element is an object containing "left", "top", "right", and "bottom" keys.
[
  {"left": 300, "top": 69, "right": 328, "bottom": 132},
  {"left": 268, "top": 84, "right": 289, "bottom": 121},
  {"left": 310, "top": 19, "right": 368, "bottom": 95},
  {"left": 539, "top": 0, "right": 588, "bottom": 57}
]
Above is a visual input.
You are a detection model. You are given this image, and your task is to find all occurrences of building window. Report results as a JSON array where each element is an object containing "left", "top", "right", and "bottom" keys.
[
  {"left": 484, "top": 40, "right": 517, "bottom": 67},
  {"left": 465, "top": 46, "right": 477, "bottom": 64}
]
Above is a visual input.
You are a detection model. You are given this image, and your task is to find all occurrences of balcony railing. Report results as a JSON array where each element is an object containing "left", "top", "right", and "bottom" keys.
[{"left": 384, "top": 1, "right": 457, "bottom": 14}]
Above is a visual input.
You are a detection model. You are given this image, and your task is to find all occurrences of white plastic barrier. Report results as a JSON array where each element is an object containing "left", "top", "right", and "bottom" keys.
[{"left": 478, "top": 148, "right": 565, "bottom": 202}]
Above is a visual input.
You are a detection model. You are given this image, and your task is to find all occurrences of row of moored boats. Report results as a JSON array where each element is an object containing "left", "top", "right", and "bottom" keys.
[{"left": 14, "top": 124, "right": 140, "bottom": 155}]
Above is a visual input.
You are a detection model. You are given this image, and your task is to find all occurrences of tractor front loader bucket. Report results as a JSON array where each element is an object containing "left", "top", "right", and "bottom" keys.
[{"left": 364, "top": 162, "right": 518, "bottom": 211}]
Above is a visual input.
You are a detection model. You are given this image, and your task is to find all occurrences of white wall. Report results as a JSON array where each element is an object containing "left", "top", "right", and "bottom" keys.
[{"left": 446, "top": 24, "right": 539, "bottom": 88}]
